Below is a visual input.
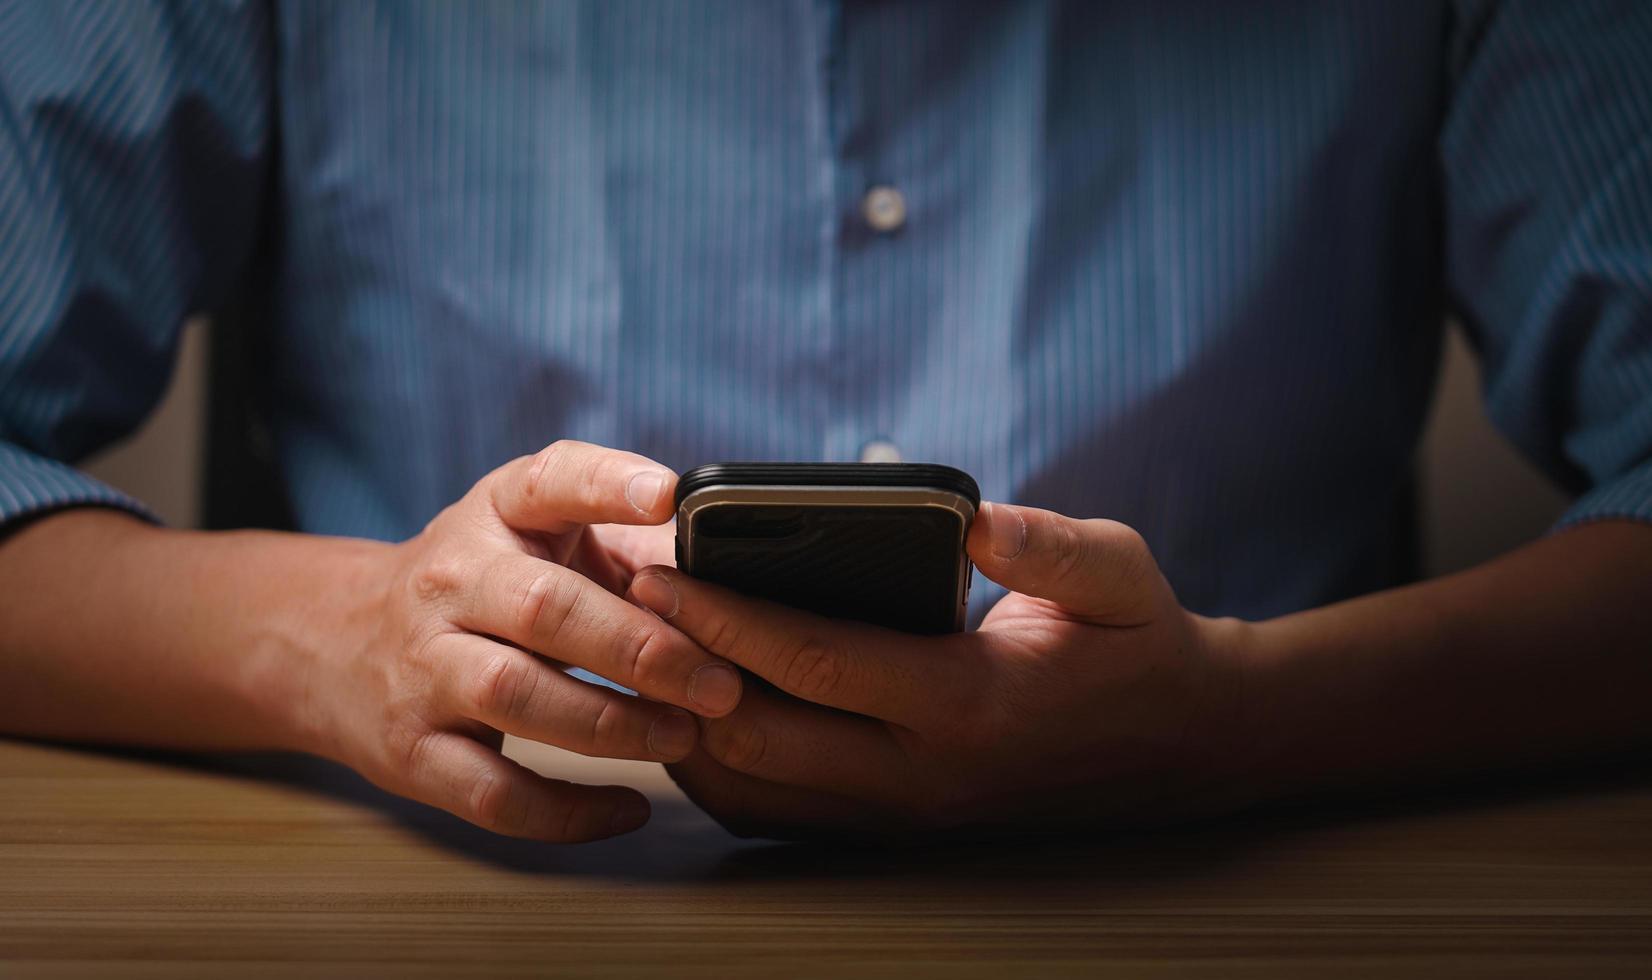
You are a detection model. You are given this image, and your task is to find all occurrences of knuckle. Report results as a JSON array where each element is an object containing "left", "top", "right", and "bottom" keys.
[
  {"left": 525, "top": 441, "right": 574, "bottom": 499},
  {"left": 513, "top": 566, "right": 576, "bottom": 645},
  {"left": 399, "top": 729, "right": 441, "bottom": 780},
  {"left": 623, "top": 624, "right": 677, "bottom": 688},
  {"left": 473, "top": 651, "right": 539, "bottom": 720},
  {"left": 1102, "top": 519, "right": 1149, "bottom": 556},
  {"left": 697, "top": 613, "right": 741, "bottom": 659},
  {"left": 401, "top": 620, "right": 450, "bottom": 674},
  {"left": 779, "top": 634, "right": 845, "bottom": 702},
  {"left": 410, "top": 554, "right": 467, "bottom": 604},
  {"left": 1096, "top": 520, "right": 1155, "bottom": 590},
  {"left": 705, "top": 718, "right": 770, "bottom": 774},
  {"left": 1047, "top": 520, "right": 1090, "bottom": 585},
  {"left": 468, "top": 770, "right": 515, "bottom": 833},
  {"left": 528, "top": 439, "right": 603, "bottom": 512},
  {"left": 575, "top": 454, "right": 616, "bottom": 511},
  {"left": 584, "top": 698, "right": 624, "bottom": 754}
]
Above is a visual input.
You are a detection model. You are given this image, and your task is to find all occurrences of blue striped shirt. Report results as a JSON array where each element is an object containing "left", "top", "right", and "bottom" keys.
[{"left": 2, "top": 1, "right": 1650, "bottom": 622}]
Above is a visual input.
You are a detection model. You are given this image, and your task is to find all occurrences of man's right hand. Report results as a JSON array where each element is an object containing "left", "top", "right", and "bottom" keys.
[{"left": 297, "top": 440, "right": 741, "bottom": 841}]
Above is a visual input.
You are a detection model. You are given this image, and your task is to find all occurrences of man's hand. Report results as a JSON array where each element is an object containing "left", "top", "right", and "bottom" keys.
[
  {"left": 301, "top": 440, "right": 741, "bottom": 841},
  {"left": 625, "top": 502, "right": 1249, "bottom": 839}
]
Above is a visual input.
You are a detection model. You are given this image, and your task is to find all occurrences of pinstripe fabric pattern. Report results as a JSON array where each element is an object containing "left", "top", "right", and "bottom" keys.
[{"left": 2, "top": 1, "right": 1650, "bottom": 622}]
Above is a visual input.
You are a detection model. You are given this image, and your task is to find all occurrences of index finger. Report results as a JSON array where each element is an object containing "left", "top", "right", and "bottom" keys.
[
  {"left": 490, "top": 440, "right": 677, "bottom": 535},
  {"left": 457, "top": 554, "right": 743, "bottom": 718},
  {"left": 625, "top": 566, "right": 976, "bottom": 730}
]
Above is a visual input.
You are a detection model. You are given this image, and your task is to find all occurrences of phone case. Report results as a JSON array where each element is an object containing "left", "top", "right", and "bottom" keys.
[
  {"left": 674, "top": 462, "right": 979, "bottom": 509},
  {"left": 675, "top": 463, "right": 978, "bottom": 634}
]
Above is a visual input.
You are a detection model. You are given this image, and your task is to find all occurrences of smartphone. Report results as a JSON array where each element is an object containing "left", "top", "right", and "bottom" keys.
[{"left": 674, "top": 462, "right": 979, "bottom": 634}]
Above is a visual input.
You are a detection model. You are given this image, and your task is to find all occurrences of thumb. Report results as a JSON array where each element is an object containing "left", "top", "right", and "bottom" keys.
[{"left": 967, "top": 502, "right": 1166, "bottom": 625}]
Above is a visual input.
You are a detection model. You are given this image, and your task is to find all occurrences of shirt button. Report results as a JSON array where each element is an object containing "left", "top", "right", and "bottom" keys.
[
  {"left": 859, "top": 439, "right": 903, "bottom": 463},
  {"left": 861, "top": 185, "right": 906, "bottom": 233}
]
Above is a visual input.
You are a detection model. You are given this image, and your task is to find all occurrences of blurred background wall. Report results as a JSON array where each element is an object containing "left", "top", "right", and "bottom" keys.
[{"left": 82, "top": 319, "right": 1570, "bottom": 579}]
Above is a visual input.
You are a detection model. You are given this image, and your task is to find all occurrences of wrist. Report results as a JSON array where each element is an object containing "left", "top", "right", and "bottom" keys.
[
  {"left": 234, "top": 532, "right": 400, "bottom": 759},
  {"left": 1185, "top": 613, "right": 1276, "bottom": 812},
  {"left": 1211, "top": 609, "right": 1345, "bottom": 805}
]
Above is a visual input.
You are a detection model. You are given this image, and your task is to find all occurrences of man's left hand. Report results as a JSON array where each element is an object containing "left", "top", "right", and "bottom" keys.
[{"left": 625, "top": 502, "right": 1255, "bottom": 840}]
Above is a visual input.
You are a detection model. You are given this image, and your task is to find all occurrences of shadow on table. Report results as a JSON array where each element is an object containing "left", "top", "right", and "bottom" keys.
[
  {"left": 25, "top": 738, "right": 1652, "bottom": 889},
  {"left": 710, "top": 754, "right": 1652, "bottom": 884}
]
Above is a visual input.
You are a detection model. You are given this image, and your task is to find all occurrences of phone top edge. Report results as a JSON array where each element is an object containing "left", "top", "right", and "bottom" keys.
[{"left": 675, "top": 462, "right": 980, "bottom": 509}]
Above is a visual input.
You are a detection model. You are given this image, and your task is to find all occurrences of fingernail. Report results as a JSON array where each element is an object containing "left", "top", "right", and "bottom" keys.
[
  {"left": 689, "top": 663, "right": 742, "bottom": 714},
  {"left": 647, "top": 711, "right": 697, "bottom": 758},
  {"left": 609, "top": 797, "right": 650, "bottom": 836},
  {"left": 631, "top": 571, "right": 679, "bottom": 619},
  {"left": 989, "top": 503, "right": 1027, "bottom": 560},
  {"left": 626, "top": 470, "right": 670, "bottom": 516}
]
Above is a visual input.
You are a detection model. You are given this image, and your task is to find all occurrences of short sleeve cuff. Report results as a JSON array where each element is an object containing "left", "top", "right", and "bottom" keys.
[
  {"left": 1556, "top": 455, "right": 1652, "bottom": 531},
  {"left": 0, "top": 440, "right": 158, "bottom": 530}
]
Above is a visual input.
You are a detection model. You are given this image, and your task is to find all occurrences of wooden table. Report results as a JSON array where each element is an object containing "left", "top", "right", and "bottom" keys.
[{"left": 2, "top": 736, "right": 1649, "bottom": 977}]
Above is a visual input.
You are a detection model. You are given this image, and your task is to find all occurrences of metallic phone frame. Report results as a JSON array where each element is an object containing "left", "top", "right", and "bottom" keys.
[{"left": 677, "top": 485, "right": 977, "bottom": 632}]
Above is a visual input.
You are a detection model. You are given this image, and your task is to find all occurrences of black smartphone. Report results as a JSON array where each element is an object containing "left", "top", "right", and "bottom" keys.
[{"left": 674, "top": 463, "right": 979, "bottom": 634}]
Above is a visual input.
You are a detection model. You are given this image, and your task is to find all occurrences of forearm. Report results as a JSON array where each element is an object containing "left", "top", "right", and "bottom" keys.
[
  {"left": 1239, "top": 520, "right": 1652, "bottom": 799},
  {"left": 0, "top": 508, "right": 391, "bottom": 754}
]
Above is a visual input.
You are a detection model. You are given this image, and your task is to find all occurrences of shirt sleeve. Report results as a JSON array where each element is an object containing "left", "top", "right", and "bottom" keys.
[
  {"left": 1442, "top": 0, "right": 1652, "bottom": 531},
  {"left": 0, "top": 0, "right": 270, "bottom": 529}
]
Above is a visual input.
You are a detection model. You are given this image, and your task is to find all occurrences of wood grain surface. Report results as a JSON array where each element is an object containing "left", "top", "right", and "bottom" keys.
[{"left": 1, "top": 735, "right": 1649, "bottom": 978}]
